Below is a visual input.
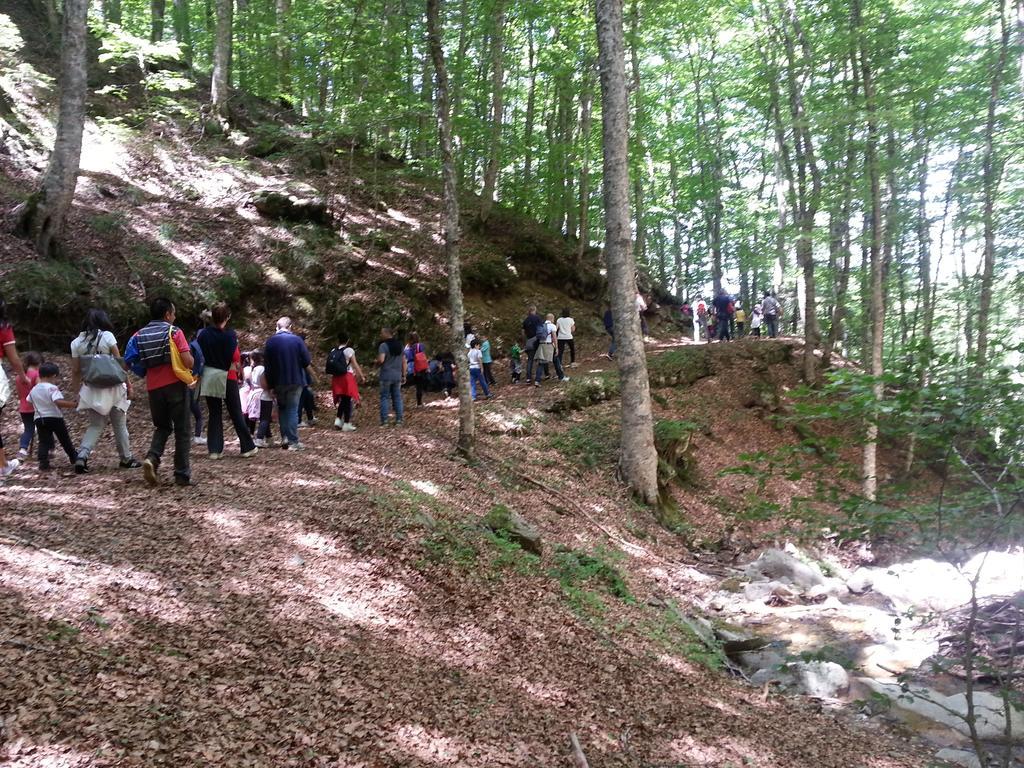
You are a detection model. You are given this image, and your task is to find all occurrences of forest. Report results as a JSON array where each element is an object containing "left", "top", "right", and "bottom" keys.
[{"left": 1, "top": 0, "right": 1023, "bottom": 765}]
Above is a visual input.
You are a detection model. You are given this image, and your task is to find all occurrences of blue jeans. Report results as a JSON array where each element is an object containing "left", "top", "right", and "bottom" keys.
[
  {"left": 380, "top": 379, "right": 404, "bottom": 424},
  {"left": 717, "top": 315, "right": 732, "bottom": 341},
  {"left": 765, "top": 316, "right": 778, "bottom": 338},
  {"left": 470, "top": 368, "right": 489, "bottom": 399},
  {"left": 275, "top": 384, "right": 303, "bottom": 445},
  {"left": 607, "top": 332, "right": 616, "bottom": 357}
]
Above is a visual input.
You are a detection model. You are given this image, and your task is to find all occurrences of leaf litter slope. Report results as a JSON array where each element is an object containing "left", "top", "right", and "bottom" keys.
[{"left": 1, "top": 349, "right": 928, "bottom": 768}]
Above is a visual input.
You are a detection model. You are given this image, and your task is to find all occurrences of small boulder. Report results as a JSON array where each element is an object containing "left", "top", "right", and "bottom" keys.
[
  {"left": 744, "top": 549, "right": 827, "bottom": 590},
  {"left": 807, "top": 577, "right": 848, "bottom": 599},
  {"left": 845, "top": 567, "right": 875, "bottom": 594},
  {"left": 935, "top": 749, "right": 981, "bottom": 768},
  {"left": 744, "top": 580, "right": 796, "bottom": 602},
  {"left": 792, "top": 660, "right": 849, "bottom": 699},
  {"left": 484, "top": 505, "right": 542, "bottom": 555},
  {"left": 250, "top": 189, "right": 332, "bottom": 226}
]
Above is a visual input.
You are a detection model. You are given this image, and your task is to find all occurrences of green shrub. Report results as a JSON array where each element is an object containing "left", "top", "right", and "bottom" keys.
[
  {"left": 89, "top": 212, "right": 125, "bottom": 234},
  {"left": 549, "top": 418, "right": 618, "bottom": 469},
  {"left": 463, "top": 256, "right": 515, "bottom": 293}
]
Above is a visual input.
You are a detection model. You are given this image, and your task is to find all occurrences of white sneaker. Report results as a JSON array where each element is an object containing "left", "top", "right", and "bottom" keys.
[
  {"left": 16, "top": 448, "right": 28, "bottom": 460},
  {"left": 560, "top": 377, "right": 570, "bottom": 382},
  {"left": 208, "top": 453, "right": 223, "bottom": 460},
  {"left": 288, "top": 442, "right": 306, "bottom": 451},
  {"left": 342, "top": 423, "right": 356, "bottom": 432},
  {"left": 334, "top": 417, "right": 344, "bottom": 430},
  {"left": 192, "top": 436, "right": 207, "bottom": 446},
  {"left": 299, "top": 420, "right": 312, "bottom": 429},
  {"left": 240, "top": 448, "right": 258, "bottom": 458},
  {"left": 1, "top": 459, "right": 20, "bottom": 478},
  {"left": 253, "top": 438, "right": 268, "bottom": 448}
]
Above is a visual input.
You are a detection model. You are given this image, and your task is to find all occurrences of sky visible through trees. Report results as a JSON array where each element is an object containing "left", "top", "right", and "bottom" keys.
[{"left": 79, "top": 0, "right": 1024, "bottom": 371}]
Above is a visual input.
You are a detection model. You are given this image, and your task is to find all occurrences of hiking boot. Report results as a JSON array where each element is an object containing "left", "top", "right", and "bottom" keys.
[
  {"left": 16, "top": 448, "right": 28, "bottom": 460},
  {"left": 560, "top": 377, "right": 570, "bottom": 382},
  {"left": 287, "top": 442, "right": 306, "bottom": 451},
  {"left": 240, "top": 448, "right": 258, "bottom": 459},
  {"left": 142, "top": 458, "right": 159, "bottom": 487},
  {"left": 74, "top": 458, "right": 89, "bottom": 475},
  {"left": 119, "top": 458, "right": 142, "bottom": 469}
]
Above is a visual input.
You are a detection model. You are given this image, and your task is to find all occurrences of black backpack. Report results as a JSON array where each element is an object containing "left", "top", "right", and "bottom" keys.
[{"left": 325, "top": 346, "right": 349, "bottom": 376}]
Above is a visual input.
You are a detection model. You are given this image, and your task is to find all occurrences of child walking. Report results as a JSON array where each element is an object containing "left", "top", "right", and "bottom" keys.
[
  {"left": 249, "top": 351, "right": 276, "bottom": 447},
  {"left": 509, "top": 343, "right": 522, "bottom": 384},
  {"left": 15, "top": 351, "right": 41, "bottom": 460},
  {"left": 480, "top": 332, "right": 496, "bottom": 387},
  {"left": 468, "top": 339, "right": 490, "bottom": 401},
  {"left": 328, "top": 334, "right": 365, "bottom": 431},
  {"left": 28, "top": 362, "right": 78, "bottom": 471}
]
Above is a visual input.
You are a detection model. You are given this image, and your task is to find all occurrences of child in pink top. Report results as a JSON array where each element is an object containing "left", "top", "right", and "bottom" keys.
[{"left": 15, "top": 351, "right": 42, "bottom": 459}]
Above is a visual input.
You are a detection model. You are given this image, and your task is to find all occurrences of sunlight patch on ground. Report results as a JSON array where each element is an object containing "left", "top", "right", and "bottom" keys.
[
  {"left": 387, "top": 208, "right": 420, "bottom": 228},
  {"left": 0, "top": 545, "right": 194, "bottom": 626},
  {"left": 0, "top": 738, "right": 96, "bottom": 767},
  {"left": 294, "top": 531, "right": 338, "bottom": 553},
  {"left": 410, "top": 480, "right": 440, "bottom": 496},
  {"left": 2, "top": 489, "right": 122, "bottom": 512},
  {"left": 388, "top": 724, "right": 466, "bottom": 765}
]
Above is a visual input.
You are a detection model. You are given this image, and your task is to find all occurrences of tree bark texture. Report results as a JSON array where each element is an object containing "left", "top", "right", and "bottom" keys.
[
  {"left": 16, "top": 0, "right": 90, "bottom": 258},
  {"left": 151, "top": 0, "right": 167, "bottom": 42},
  {"left": 211, "top": 0, "right": 233, "bottom": 122},
  {"left": 477, "top": 0, "right": 506, "bottom": 226},
  {"left": 576, "top": 68, "right": 594, "bottom": 259},
  {"left": 427, "top": 0, "right": 475, "bottom": 459},
  {"left": 854, "top": 0, "right": 883, "bottom": 502},
  {"left": 172, "top": 0, "right": 193, "bottom": 65},
  {"left": 975, "top": 0, "right": 1011, "bottom": 369},
  {"left": 595, "top": 0, "right": 658, "bottom": 504}
]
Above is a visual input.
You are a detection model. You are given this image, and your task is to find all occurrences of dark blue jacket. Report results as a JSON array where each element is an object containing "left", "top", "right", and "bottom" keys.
[{"left": 264, "top": 331, "right": 312, "bottom": 389}]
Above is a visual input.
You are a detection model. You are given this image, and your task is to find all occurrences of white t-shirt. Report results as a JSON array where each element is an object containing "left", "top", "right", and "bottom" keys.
[
  {"left": 251, "top": 365, "right": 274, "bottom": 401},
  {"left": 556, "top": 317, "right": 575, "bottom": 340},
  {"left": 29, "top": 381, "right": 66, "bottom": 419},
  {"left": 542, "top": 321, "right": 557, "bottom": 344},
  {"left": 342, "top": 347, "right": 355, "bottom": 373},
  {"left": 70, "top": 330, "right": 117, "bottom": 357},
  {"left": 70, "top": 330, "right": 130, "bottom": 415},
  {"left": 468, "top": 348, "right": 483, "bottom": 369},
  {"left": 635, "top": 294, "right": 647, "bottom": 312}
]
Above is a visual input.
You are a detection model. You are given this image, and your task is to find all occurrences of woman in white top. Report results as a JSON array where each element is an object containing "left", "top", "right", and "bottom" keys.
[
  {"left": 68, "top": 308, "right": 140, "bottom": 473},
  {"left": 555, "top": 308, "right": 576, "bottom": 367}
]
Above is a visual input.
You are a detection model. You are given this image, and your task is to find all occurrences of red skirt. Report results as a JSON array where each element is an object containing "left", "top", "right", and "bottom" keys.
[{"left": 332, "top": 373, "right": 360, "bottom": 402}]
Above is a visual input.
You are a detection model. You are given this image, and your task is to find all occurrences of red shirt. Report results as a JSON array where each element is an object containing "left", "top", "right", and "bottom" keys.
[
  {"left": 228, "top": 345, "right": 240, "bottom": 381},
  {"left": 146, "top": 328, "right": 191, "bottom": 391},
  {"left": 0, "top": 325, "right": 14, "bottom": 360},
  {"left": 16, "top": 368, "right": 39, "bottom": 413}
]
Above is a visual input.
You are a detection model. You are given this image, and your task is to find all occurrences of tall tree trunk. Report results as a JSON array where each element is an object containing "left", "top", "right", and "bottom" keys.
[
  {"left": 151, "top": 0, "right": 167, "bottom": 42},
  {"left": 105, "top": 0, "right": 123, "bottom": 25},
  {"left": 628, "top": 0, "right": 646, "bottom": 267},
  {"left": 427, "top": 0, "right": 475, "bottom": 459},
  {"left": 976, "top": 0, "right": 1011, "bottom": 369},
  {"left": 477, "top": 0, "right": 507, "bottom": 226},
  {"left": 15, "top": 0, "right": 90, "bottom": 258},
  {"left": 576, "top": 68, "right": 594, "bottom": 260},
  {"left": 854, "top": 0, "right": 883, "bottom": 502},
  {"left": 520, "top": 21, "right": 537, "bottom": 213},
  {"left": 594, "top": 0, "right": 658, "bottom": 504},
  {"left": 172, "top": 0, "right": 193, "bottom": 65},
  {"left": 276, "top": 0, "right": 292, "bottom": 98},
  {"left": 210, "top": 0, "right": 232, "bottom": 123}
]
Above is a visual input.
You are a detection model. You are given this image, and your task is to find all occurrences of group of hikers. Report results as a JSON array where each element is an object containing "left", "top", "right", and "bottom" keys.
[
  {"left": 677, "top": 289, "right": 783, "bottom": 343},
  {"left": 0, "top": 295, "right": 584, "bottom": 487}
]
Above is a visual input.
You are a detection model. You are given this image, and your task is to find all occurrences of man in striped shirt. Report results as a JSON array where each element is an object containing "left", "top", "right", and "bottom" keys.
[{"left": 125, "top": 298, "right": 195, "bottom": 487}]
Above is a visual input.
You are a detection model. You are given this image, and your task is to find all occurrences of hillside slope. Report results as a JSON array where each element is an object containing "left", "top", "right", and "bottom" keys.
[{"left": 0, "top": 6, "right": 611, "bottom": 356}]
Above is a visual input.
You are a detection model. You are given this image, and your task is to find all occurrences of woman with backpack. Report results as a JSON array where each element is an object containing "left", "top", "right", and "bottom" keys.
[
  {"left": 404, "top": 332, "right": 430, "bottom": 406},
  {"left": 68, "top": 308, "right": 141, "bottom": 473},
  {"left": 327, "top": 333, "right": 365, "bottom": 431}
]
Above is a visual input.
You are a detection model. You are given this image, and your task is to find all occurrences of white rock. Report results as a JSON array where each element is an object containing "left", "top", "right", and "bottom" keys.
[
  {"left": 744, "top": 550, "right": 827, "bottom": 590},
  {"left": 792, "top": 661, "right": 849, "bottom": 699},
  {"left": 846, "top": 567, "right": 875, "bottom": 594},
  {"left": 866, "top": 559, "right": 971, "bottom": 612},
  {"left": 962, "top": 550, "right": 1024, "bottom": 600},
  {"left": 743, "top": 580, "right": 795, "bottom": 602},
  {"left": 861, "top": 638, "right": 939, "bottom": 678},
  {"left": 807, "top": 577, "right": 848, "bottom": 599},
  {"left": 934, "top": 749, "right": 980, "bottom": 768},
  {"left": 857, "top": 679, "right": 1024, "bottom": 744}
]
